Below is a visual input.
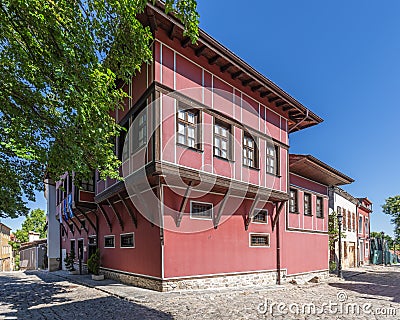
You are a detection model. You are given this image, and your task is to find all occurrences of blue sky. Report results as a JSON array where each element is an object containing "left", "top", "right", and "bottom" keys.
[
  {"left": 195, "top": 0, "right": 399, "bottom": 235},
  {"left": 2, "top": 1, "right": 399, "bottom": 236}
]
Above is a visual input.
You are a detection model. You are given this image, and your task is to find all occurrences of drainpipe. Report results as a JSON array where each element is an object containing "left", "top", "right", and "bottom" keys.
[
  {"left": 289, "top": 109, "right": 309, "bottom": 133},
  {"left": 356, "top": 201, "right": 360, "bottom": 267},
  {"left": 276, "top": 212, "right": 281, "bottom": 285}
]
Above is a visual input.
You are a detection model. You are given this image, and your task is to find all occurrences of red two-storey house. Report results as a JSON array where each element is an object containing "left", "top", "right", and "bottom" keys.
[{"left": 55, "top": 2, "right": 353, "bottom": 291}]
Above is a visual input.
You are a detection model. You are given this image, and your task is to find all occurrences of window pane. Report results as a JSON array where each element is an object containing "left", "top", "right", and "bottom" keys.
[
  {"left": 188, "top": 127, "right": 195, "bottom": 138},
  {"left": 178, "top": 134, "right": 185, "bottom": 144},
  {"left": 188, "top": 138, "right": 195, "bottom": 148},
  {"left": 187, "top": 112, "right": 195, "bottom": 124},
  {"left": 221, "top": 140, "right": 227, "bottom": 150},
  {"left": 178, "top": 110, "right": 185, "bottom": 120},
  {"left": 178, "top": 123, "right": 185, "bottom": 134}
]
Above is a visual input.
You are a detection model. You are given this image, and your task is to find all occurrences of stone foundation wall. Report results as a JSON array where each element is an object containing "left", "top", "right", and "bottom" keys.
[
  {"left": 162, "top": 270, "right": 284, "bottom": 292},
  {"left": 100, "top": 268, "right": 163, "bottom": 291},
  {"left": 98, "top": 268, "right": 328, "bottom": 292},
  {"left": 284, "top": 270, "right": 329, "bottom": 285}
]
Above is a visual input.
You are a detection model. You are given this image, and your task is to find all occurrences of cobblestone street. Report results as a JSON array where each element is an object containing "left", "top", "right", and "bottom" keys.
[{"left": 0, "top": 265, "right": 399, "bottom": 320}]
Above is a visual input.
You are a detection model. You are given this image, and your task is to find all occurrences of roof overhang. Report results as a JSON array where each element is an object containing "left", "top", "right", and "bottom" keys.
[
  {"left": 289, "top": 154, "right": 354, "bottom": 186},
  {"left": 141, "top": 2, "right": 323, "bottom": 133}
]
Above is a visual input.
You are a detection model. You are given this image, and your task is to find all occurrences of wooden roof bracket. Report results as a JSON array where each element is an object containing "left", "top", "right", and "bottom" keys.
[
  {"left": 69, "top": 215, "right": 82, "bottom": 235},
  {"left": 245, "top": 194, "right": 260, "bottom": 230},
  {"left": 60, "top": 222, "right": 68, "bottom": 236},
  {"left": 128, "top": 182, "right": 154, "bottom": 226},
  {"left": 289, "top": 109, "right": 309, "bottom": 133},
  {"left": 62, "top": 216, "right": 75, "bottom": 236},
  {"left": 75, "top": 207, "right": 96, "bottom": 232},
  {"left": 107, "top": 199, "right": 124, "bottom": 232},
  {"left": 272, "top": 201, "right": 286, "bottom": 231},
  {"left": 71, "top": 208, "right": 88, "bottom": 233},
  {"left": 98, "top": 204, "right": 113, "bottom": 232},
  {"left": 176, "top": 181, "right": 193, "bottom": 227},
  {"left": 118, "top": 193, "right": 137, "bottom": 228},
  {"left": 214, "top": 188, "right": 232, "bottom": 229}
]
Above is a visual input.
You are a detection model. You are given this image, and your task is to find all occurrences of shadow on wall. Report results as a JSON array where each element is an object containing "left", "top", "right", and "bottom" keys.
[
  {"left": 328, "top": 268, "right": 400, "bottom": 303},
  {"left": 0, "top": 271, "right": 173, "bottom": 320}
]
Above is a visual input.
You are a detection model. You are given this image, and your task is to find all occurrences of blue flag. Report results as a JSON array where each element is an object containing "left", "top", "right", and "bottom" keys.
[
  {"left": 68, "top": 194, "right": 74, "bottom": 218},
  {"left": 63, "top": 199, "right": 68, "bottom": 221}
]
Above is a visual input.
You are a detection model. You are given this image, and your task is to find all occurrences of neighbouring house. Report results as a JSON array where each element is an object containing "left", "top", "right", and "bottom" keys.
[
  {"left": 19, "top": 239, "right": 47, "bottom": 271},
  {"left": 0, "top": 223, "right": 12, "bottom": 271},
  {"left": 287, "top": 155, "right": 353, "bottom": 280},
  {"left": 357, "top": 197, "right": 372, "bottom": 265},
  {"left": 329, "top": 187, "right": 359, "bottom": 268},
  {"left": 53, "top": 1, "right": 358, "bottom": 290}
]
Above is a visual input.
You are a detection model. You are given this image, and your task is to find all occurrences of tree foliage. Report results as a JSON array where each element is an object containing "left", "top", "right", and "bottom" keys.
[
  {"left": 0, "top": 0, "right": 199, "bottom": 218},
  {"left": 382, "top": 195, "right": 400, "bottom": 245},
  {"left": 328, "top": 210, "right": 346, "bottom": 250},
  {"left": 13, "top": 208, "right": 47, "bottom": 244}
]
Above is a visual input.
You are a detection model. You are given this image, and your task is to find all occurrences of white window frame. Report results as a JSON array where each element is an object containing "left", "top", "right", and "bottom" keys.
[
  {"left": 249, "top": 233, "right": 270, "bottom": 248},
  {"left": 104, "top": 235, "right": 115, "bottom": 249},
  {"left": 120, "top": 232, "right": 135, "bottom": 249},
  {"left": 252, "top": 209, "right": 268, "bottom": 224},
  {"left": 190, "top": 201, "right": 213, "bottom": 220}
]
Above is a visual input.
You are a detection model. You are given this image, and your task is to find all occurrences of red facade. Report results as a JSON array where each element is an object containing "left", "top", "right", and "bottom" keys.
[{"left": 357, "top": 198, "right": 372, "bottom": 264}]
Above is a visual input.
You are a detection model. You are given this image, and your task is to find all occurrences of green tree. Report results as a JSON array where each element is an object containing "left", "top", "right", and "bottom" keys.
[
  {"left": 0, "top": 0, "right": 199, "bottom": 218},
  {"left": 328, "top": 211, "right": 346, "bottom": 251},
  {"left": 382, "top": 195, "right": 400, "bottom": 247},
  {"left": 328, "top": 211, "right": 339, "bottom": 251},
  {"left": 12, "top": 208, "right": 47, "bottom": 244}
]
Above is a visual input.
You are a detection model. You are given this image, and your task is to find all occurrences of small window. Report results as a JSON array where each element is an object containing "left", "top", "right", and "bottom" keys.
[
  {"left": 69, "top": 223, "right": 74, "bottom": 234},
  {"left": 214, "top": 120, "right": 231, "bottom": 159},
  {"left": 104, "top": 235, "right": 115, "bottom": 248},
  {"left": 266, "top": 144, "right": 279, "bottom": 175},
  {"left": 119, "top": 121, "right": 130, "bottom": 161},
  {"left": 253, "top": 210, "right": 268, "bottom": 223},
  {"left": 120, "top": 233, "right": 135, "bottom": 248},
  {"left": 88, "top": 236, "right": 97, "bottom": 245},
  {"left": 177, "top": 107, "right": 199, "bottom": 149},
  {"left": 304, "top": 193, "right": 312, "bottom": 216},
  {"left": 132, "top": 110, "right": 147, "bottom": 152},
  {"left": 63, "top": 179, "right": 67, "bottom": 198},
  {"left": 347, "top": 211, "right": 352, "bottom": 231},
  {"left": 342, "top": 209, "right": 347, "bottom": 231},
  {"left": 190, "top": 202, "right": 213, "bottom": 220},
  {"left": 243, "top": 133, "right": 258, "bottom": 168},
  {"left": 365, "top": 218, "right": 369, "bottom": 235},
  {"left": 80, "top": 171, "right": 95, "bottom": 192},
  {"left": 68, "top": 175, "right": 72, "bottom": 194},
  {"left": 359, "top": 216, "right": 363, "bottom": 234},
  {"left": 289, "top": 189, "right": 298, "bottom": 213},
  {"left": 80, "top": 220, "right": 86, "bottom": 230},
  {"left": 316, "top": 197, "right": 323, "bottom": 218},
  {"left": 250, "top": 234, "right": 270, "bottom": 247}
]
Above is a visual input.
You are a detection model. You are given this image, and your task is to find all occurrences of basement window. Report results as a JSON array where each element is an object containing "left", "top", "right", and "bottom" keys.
[
  {"left": 120, "top": 233, "right": 135, "bottom": 248},
  {"left": 104, "top": 235, "right": 115, "bottom": 248},
  {"left": 190, "top": 202, "right": 213, "bottom": 220},
  {"left": 253, "top": 210, "right": 268, "bottom": 223},
  {"left": 250, "top": 234, "right": 270, "bottom": 247}
]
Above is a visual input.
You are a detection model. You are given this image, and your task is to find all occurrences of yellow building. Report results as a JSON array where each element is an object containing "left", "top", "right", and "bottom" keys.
[{"left": 0, "top": 223, "right": 12, "bottom": 271}]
